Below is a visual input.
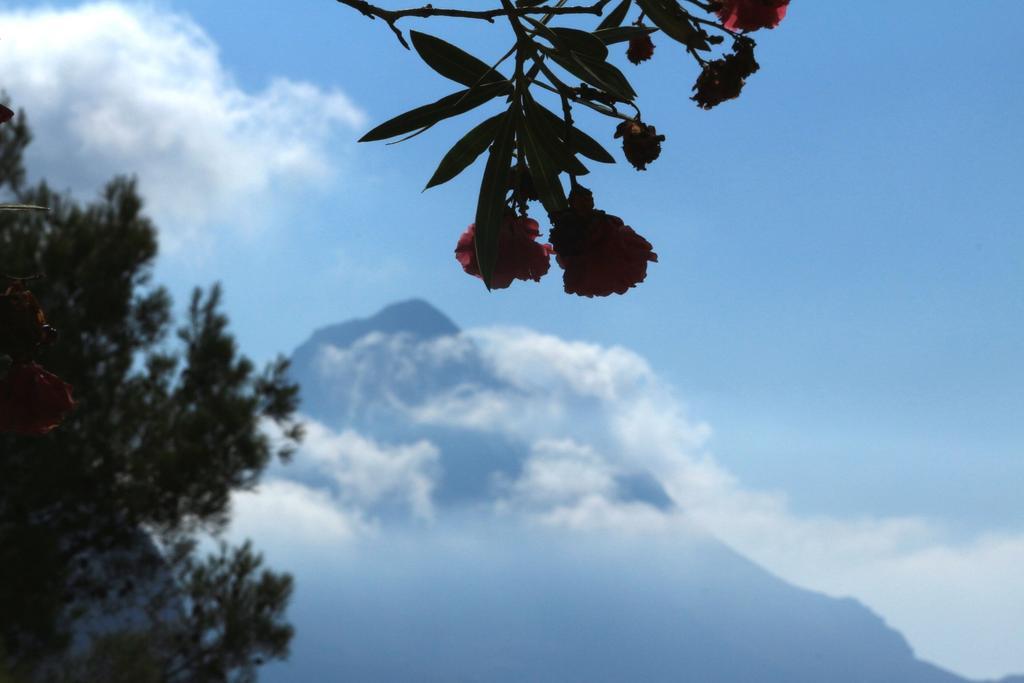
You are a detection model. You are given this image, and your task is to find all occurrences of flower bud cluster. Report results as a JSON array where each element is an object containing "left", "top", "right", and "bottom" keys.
[
  {"left": 692, "top": 39, "right": 760, "bottom": 110},
  {"left": 614, "top": 120, "right": 666, "bottom": 171}
]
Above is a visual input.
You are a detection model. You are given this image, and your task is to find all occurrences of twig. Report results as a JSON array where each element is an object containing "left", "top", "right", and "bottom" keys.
[
  {"left": 559, "top": 90, "right": 577, "bottom": 190},
  {"left": 532, "top": 78, "right": 633, "bottom": 122},
  {"left": 0, "top": 204, "right": 48, "bottom": 211},
  {"left": 334, "top": 0, "right": 612, "bottom": 49}
]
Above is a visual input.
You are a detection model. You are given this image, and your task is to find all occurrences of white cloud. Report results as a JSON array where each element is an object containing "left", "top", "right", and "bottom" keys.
[
  {"left": 300, "top": 420, "right": 440, "bottom": 521},
  {"left": 500, "top": 438, "right": 619, "bottom": 508},
  {"left": 473, "top": 327, "right": 657, "bottom": 402},
  {"left": 230, "top": 479, "right": 368, "bottom": 545},
  {"left": 0, "top": 2, "right": 365, "bottom": 251}
]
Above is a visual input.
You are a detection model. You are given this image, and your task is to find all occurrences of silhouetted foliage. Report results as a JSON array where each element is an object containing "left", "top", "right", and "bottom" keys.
[
  {"left": 0, "top": 107, "right": 302, "bottom": 681},
  {"left": 336, "top": 0, "right": 790, "bottom": 292}
]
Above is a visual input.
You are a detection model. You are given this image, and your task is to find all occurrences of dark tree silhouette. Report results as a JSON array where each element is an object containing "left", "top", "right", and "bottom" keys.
[{"left": 0, "top": 106, "right": 302, "bottom": 682}]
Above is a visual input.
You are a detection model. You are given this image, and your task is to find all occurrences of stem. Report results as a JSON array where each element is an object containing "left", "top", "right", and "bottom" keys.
[
  {"left": 1, "top": 272, "right": 44, "bottom": 283},
  {"left": 335, "top": 0, "right": 612, "bottom": 49},
  {"left": 559, "top": 91, "right": 578, "bottom": 191},
  {"left": 505, "top": 0, "right": 530, "bottom": 213},
  {"left": 691, "top": 15, "right": 746, "bottom": 41},
  {"left": 532, "top": 65, "right": 634, "bottom": 122}
]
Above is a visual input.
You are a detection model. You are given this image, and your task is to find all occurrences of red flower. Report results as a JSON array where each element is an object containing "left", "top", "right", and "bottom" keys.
[
  {"left": 716, "top": 0, "right": 789, "bottom": 32},
  {"left": 0, "top": 104, "right": 12, "bottom": 124},
  {"left": 454, "top": 215, "right": 553, "bottom": 289},
  {"left": 0, "top": 361, "right": 77, "bottom": 435},
  {"left": 626, "top": 34, "right": 655, "bottom": 65},
  {"left": 550, "top": 208, "right": 657, "bottom": 297}
]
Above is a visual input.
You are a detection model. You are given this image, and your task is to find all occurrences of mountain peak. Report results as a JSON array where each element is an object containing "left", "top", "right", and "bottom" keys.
[
  {"left": 293, "top": 299, "right": 458, "bottom": 358},
  {"left": 364, "top": 299, "right": 459, "bottom": 339},
  {"left": 289, "top": 299, "right": 459, "bottom": 399}
]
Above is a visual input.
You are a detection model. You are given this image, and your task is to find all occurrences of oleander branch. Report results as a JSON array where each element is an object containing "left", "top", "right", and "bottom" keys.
[{"left": 334, "top": 0, "right": 612, "bottom": 48}]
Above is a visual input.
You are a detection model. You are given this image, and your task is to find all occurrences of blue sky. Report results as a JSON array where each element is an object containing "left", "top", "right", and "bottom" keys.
[
  {"left": 2, "top": 1, "right": 1023, "bottom": 677},
  {"left": 115, "top": 0, "right": 1024, "bottom": 526}
]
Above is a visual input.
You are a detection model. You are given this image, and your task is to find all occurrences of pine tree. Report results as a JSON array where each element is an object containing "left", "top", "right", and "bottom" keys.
[{"left": 0, "top": 106, "right": 302, "bottom": 682}]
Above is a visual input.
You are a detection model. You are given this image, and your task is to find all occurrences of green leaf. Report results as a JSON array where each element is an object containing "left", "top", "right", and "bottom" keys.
[
  {"left": 550, "top": 27, "right": 609, "bottom": 61},
  {"left": 593, "top": 25, "right": 657, "bottom": 45},
  {"left": 532, "top": 105, "right": 615, "bottom": 164},
  {"left": 359, "top": 82, "right": 510, "bottom": 142},
  {"left": 521, "top": 15, "right": 560, "bottom": 45},
  {"left": 525, "top": 101, "right": 590, "bottom": 176},
  {"left": 519, "top": 96, "right": 568, "bottom": 215},
  {"left": 572, "top": 51, "right": 637, "bottom": 101},
  {"left": 424, "top": 114, "right": 503, "bottom": 190},
  {"left": 597, "top": 0, "right": 632, "bottom": 31},
  {"left": 410, "top": 31, "right": 507, "bottom": 88},
  {"left": 541, "top": 46, "right": 634, "bottom": 103},
  {"left": 565, "top": 129, "right": 614, "bottom": 164},
  {"left": 524, "top": 17, "right": 609, "bottom": 61},
  {"left": 474, "top": 106, "right": 517, "bottom": 289},
  {"left": 635, "top": 0, "right": 710, "bottom": 51}
]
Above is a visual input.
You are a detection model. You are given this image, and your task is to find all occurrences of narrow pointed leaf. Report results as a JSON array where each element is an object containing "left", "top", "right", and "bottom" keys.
[
  {"left": 410, "top": 31, "right": 507, "bottom": 88},
  {"left": 519, "top": 97, "right": 568, "bottom": 215},
  {"left": 524, "top": 17, "right": 609, "bottom": 61},
  {"left": 562, "top": 153, "right": 589, "bottom": 176},
  {"left": 635, "top": 0, "right": 710, "bottom": 51},
  {"left": 541, "top": 47, "right": 633, "bottom": 103},
  {"left": 525, "top": 101, "right": 591, "bottom": 175},
  {"left": 564, "top": 128, "right": 614, "bottom": 164},
  {"left": 532, "top": 104, "right": 615, "bottom": 164},
  {"left": 522, "top": 16, "right": 560, "bottom": 45},
  {"left": 597, "top": 0, "right": 632, "bottom": 30},
  {"left": 474, "top": 106, "right": 517, "bottom": 289},
  {"left": 593, "top": 25, "right": 657, "bottom": 45},
  {"left": 572, "top": 51, "right": 637, "bottom": 101},
  {"left": 424, "top": 114, "right": 503, "bottom": 190},
  {"left": 550, "top": 28, "right": 609, "bottom": 60},
  {"left": 359, "top": 82, "right": 510, "bottom": 142}
]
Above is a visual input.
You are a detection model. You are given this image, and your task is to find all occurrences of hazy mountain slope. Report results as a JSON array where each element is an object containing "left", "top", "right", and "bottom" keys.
[
  {"left": 261, "top": 530, "right": 969, "bottom": 683},
  {"left": 274, "top": 299, "right": 985, "bottom": 683}
]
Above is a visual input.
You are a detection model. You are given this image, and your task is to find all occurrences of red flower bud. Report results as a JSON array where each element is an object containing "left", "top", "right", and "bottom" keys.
[
  {"left": 454, "top": 215, "right": 553, "bottom": 289},
  {"left": 614, "top": 120, "right": 666, "bottom": 171},
  {"left": 716, "top": 0, "right": 789, "bottom": 32},
  {"left": 0, "top": 104, "right": 13, "bottom": 124},
  {"left": 626, "top": 34, "right": 655, "bottom": 65},
  {"left": 0, "top": 361, "right": 77, "bottom": 435}
]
